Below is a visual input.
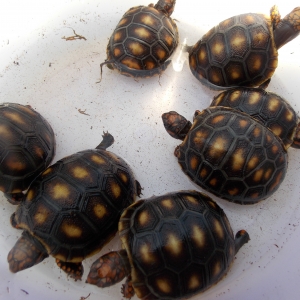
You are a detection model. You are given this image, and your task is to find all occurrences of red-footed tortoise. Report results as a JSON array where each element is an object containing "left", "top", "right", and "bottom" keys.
[
  {"left": 0, "top": 103, "right": 55, "bottom": 204},
  {"left": 7, "top": 132, "right": 141, "bottom": 280},
  {"left": 86, "top": 190, "right": 250, "bottom": 299},
  {"left": 188, "top": 6, "right": 300, "bottom": 89},
  {"left": 162, "top": 107, "right": 288, "bottom": 204},
  {"left": 210, "top": 87, "right": 300, "bottom": 150},
  {"left": 100, "top": 0, "right": 179, "bottom": 79}
]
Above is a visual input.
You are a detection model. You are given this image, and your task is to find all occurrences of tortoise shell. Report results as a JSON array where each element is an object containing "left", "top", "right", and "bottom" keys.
[
  {"left": 9, "top": 133, "right": 139, "bottom": 277},
  {"left": 118, "top": 191, "right": 249, "bottom": 299},
  {"left": 0, "top": 103, "right": 55, "bottom": 202},
  {"left": 102, "top": 0, "right": 179, "bottom": 78},
  {"left": 210, "top": 87, "right": 300, "bottom": 149},
  {"left": 170, "top": 107, "right": 288, "bottom": 204},
  {"left": 188, "top": 6, "right": 300, "bottom": 89}
]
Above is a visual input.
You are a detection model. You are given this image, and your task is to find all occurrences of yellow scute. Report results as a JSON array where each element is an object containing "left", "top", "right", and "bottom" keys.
[
  {"left": 165, "top": 233, "right": 182, "bottom": 256},
  {"left": 62, "top": 223, "right": 82, "bottom": 238},
  {"left": 93, "top": 203, "right": 107, "bottom": 219},
  {"left": 51, "top": 183, "right": 70, "bottom": 199},
  {"left": 71, "top": 166, "right": 89, "bottom": 179}
]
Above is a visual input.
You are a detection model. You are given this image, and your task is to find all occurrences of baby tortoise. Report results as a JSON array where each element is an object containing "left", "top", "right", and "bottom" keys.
[
  {"left": 188, "top": 6, "right": 300, "bottom": 89},
  {"left": 0, "top": 103, "right": 55, "bottom": 204},
  {"left": 7, "top": 132, "right": 141, "bottom": 280},
  {"left": 100, "top": 0, "right": 179, "bottom": 79},
  {"left": 162, "top": 107, "right": 287, "bottom": 204},
  {"left": 87, "top": 190, "right": 250, "bottom": 299},
  {"left": 211, "top": 87, "right": 300, "bottom": 150}
]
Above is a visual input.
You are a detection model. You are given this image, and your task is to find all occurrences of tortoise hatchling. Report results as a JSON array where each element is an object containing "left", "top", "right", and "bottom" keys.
[
  {"left": 87, "top": 190, "right": 250, "bottom": 299},
  {"left": 211, "top": 87, "right": 300, "bottom": 150},
  {"left": 162, "top": 107, "right": 288, "bottom": 204},
  {"left": 0, "top": 103, "right": 55, "bottom": 204},
  {"left": 7, "top": 132, "right": 141, "bottom": 280},
  {"left": 188, "top": 6, "right": 300, "bottom": 89},
  {"left": 100, "top": 0, "right": 179, "bottom": 79}
]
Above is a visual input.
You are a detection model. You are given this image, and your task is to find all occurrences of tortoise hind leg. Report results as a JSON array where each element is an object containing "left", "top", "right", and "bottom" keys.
[
  {"left": 55, "top": 259, "right": 84, "bottom": 281},
  {"left": 7, "top": 231, "right": 49, "bottom": 273},
  {"left": 96, "top": 132, "right": 114, "bottom": 150},
  {"left": 4, "top": 192, "right": 24, "bottom": 205},
  {"left": 234, "top": 230, "right": 250, "bottom": 254}
]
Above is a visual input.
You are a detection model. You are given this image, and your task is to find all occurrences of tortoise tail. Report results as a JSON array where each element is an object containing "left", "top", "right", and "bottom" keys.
[{"left": 274, "top": 7, "right": 300, "bottom": 49}]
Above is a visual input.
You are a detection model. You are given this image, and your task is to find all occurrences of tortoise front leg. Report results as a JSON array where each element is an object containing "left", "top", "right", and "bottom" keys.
[
  {"left": 55, "top": 259, "right": 84, "bottom": 281},
  {"left": 121, "top": 274, "right": 135, "bottom": 299}
]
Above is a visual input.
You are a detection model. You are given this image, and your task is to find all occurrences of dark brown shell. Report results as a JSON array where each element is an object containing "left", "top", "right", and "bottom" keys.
[
  {"left": 119, "top": 190, "right": 236, "bottom": 299},
  {"left": 105, "top": 5, "right": 179, "bottom": 78},
  {"left": 12, "top": 148, "right": 138, "bottom": 263},
  {"left": 211, "top": 87, "right": 300, "bottom": 149},
  {"left": 0, "top": 103, "right": 55, "bottom": 195},
  {"left": 176, "top": 107, "right": 287, "bottom": 204},
  {"left": 188, "top": 13, "right": 278, "bottom": 89}
]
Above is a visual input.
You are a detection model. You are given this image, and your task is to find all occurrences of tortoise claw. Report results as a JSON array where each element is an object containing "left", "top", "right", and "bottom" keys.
[
  {"left": 121, "top": 275, "right": 134, "bottom": 299},
  {"left": 56, "top": 259, "right": 83, "bottom": 281}
]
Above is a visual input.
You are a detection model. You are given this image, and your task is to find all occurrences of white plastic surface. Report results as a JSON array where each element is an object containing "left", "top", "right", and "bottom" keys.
[{"left": 0, "top": 0, "right": 300, "bottom": 299}]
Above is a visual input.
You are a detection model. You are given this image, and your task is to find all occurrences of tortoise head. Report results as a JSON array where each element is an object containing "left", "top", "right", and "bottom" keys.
[
  {"left": 273, "top": 6, "right": 300, "bottom": 49},
  {"left": 86, "top": 249, "right": 131, "bottom": 289},
  {"left": 154, "top": 0, "right": 176, "bottom": 17},
  {"left": 7, "top": 231, "right": 48, "bottom": 274},
  {"left": 162, "top": 111, "right": 192, "bottom": 141},
  {"left": 292, "top": 121, "right": 300, "bottom": 149}
]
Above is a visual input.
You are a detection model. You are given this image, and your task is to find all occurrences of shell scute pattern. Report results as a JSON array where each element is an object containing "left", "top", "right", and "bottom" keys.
[
  {"left": 177, "top": 107, "right": 287, "bottom": 204},
  {"left": 0, "top": 103, "right": 55, "bottom": 198},
  {"left": 12, "top": 143, "right": 137, "bottom": 266},
  {"left": 104, "top": 2, "right": 178, "bottom": 78},
  {"left": 211, "top": 87, "right": 299, "bottom": 149},
  {"left": 187, "top": 6, "right": 300, "bottom": 88},
  {"left": 119, "top": 191, "right": 236, "bottom": 299},
  {"left": 159, "top": 220, "right": 191, "bottom": 271},
  {"left": 227, "top": 26, "right": 249, "bottom": 58},
  {"left": 132, "top": 201, "right": 160, "bottom": 233},
  {"left": 189, "top": 13, "right": 277, "bottom": 88}
]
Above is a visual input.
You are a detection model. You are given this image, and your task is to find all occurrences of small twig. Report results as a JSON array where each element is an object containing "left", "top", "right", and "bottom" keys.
[
  {"left": 62, "top": 29, "right": 87, "bottom": 41},
  {"left": 80, "top": 293, "right": 91, "bottom": 300},
  {"left": 78, "top": 108, "right": 90, "bottom": 116}
]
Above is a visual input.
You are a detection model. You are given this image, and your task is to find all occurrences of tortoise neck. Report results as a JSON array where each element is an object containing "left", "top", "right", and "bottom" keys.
[
  {"left": 274, "top": 7, "right": 300, "bottom": 49},
  {"left": 154, "top": 0, "right": 176, "bottom": 17}
]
